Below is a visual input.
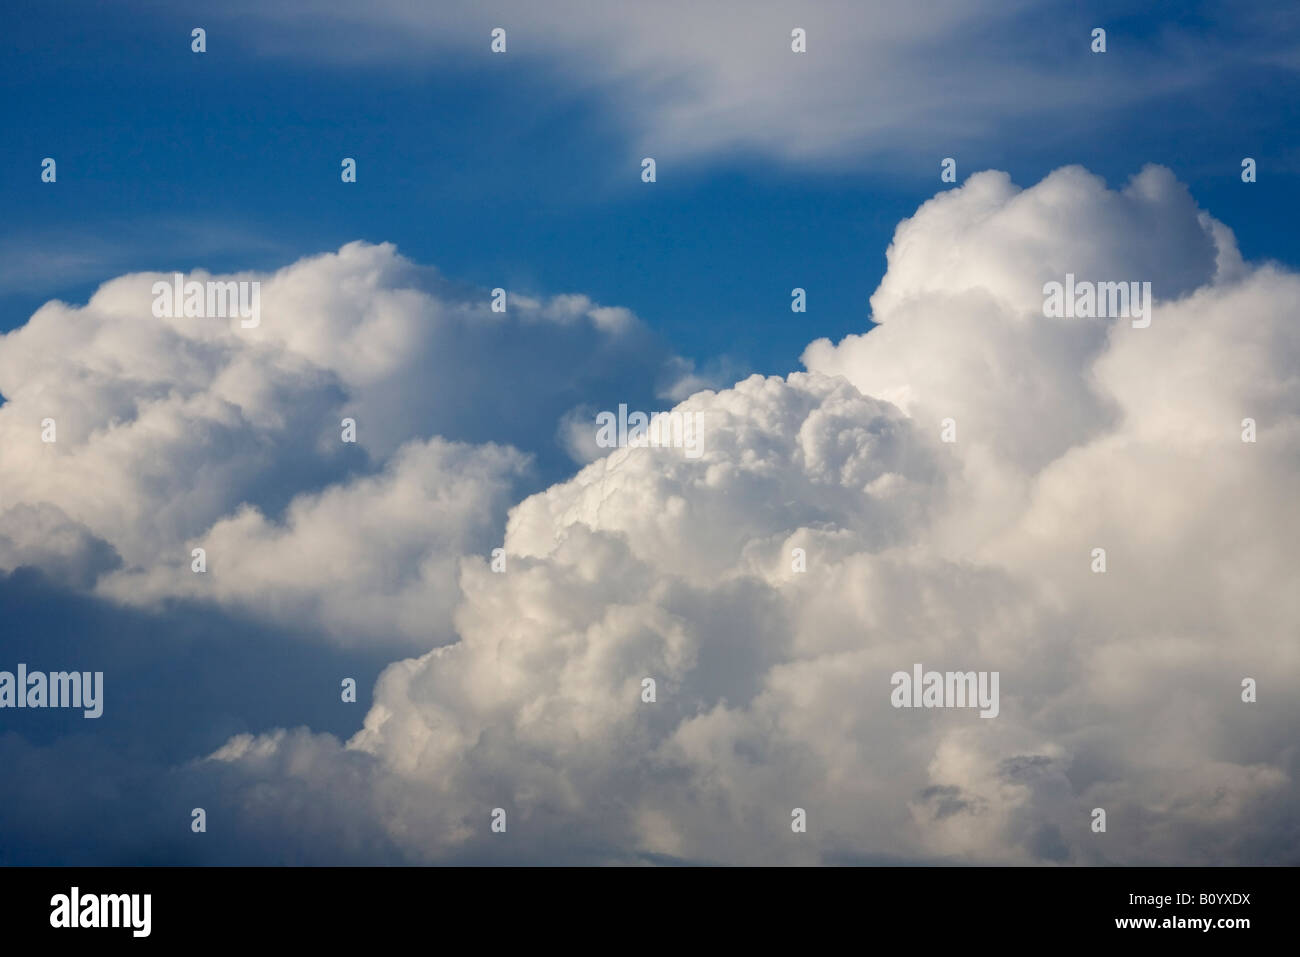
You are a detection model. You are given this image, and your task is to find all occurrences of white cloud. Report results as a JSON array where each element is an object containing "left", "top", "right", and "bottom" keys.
[
  {"left": 183, "top": 166, "right": 1300, "bottom": 863},
  {"left": 99, "top": 437, "right": 528, "bottom": 650},
  {"left": 0, "top": 241, "right": 683, "bottom": 647},
  {"left": 4, "top": 165, "right": 1296, "bottom": 863},
  {"left": 219, "top": 0, "right": 1300, "bottom": 164}
]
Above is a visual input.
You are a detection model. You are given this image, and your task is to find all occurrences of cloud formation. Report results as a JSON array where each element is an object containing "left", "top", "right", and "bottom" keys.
[
  {"left": 128, "top": 164, "right": 1296, "bottom": 864},
  {"left": 0, "top": 241, "right": 691, "bottom": 648},
  {"left": 220, "top": 0, "right": 1300, "bottom": 164},
  {"left": 1, "top": 165, "right": 1295, "bottom": 863}
]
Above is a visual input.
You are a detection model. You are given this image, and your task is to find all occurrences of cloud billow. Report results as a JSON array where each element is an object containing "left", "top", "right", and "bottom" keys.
[{"left": 2, "top": 166, "right": 1297, "bottom": 864}]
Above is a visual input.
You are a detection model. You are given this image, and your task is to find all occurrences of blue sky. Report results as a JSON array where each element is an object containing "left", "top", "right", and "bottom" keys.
[
  {"left": 4, "top": 0, "right": 1297, "bottom": 375},
  {"left": 1, "top": 1, "right": 1298, "bottom": 865}
]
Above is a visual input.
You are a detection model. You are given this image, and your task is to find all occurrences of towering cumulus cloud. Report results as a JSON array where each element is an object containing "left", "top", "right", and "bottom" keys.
[
  {"left": 4, "top": 166, "right": 1298, "bottom": 863},
  {"left": 0, "top": 242, "right": 685, "bottom": 650}
]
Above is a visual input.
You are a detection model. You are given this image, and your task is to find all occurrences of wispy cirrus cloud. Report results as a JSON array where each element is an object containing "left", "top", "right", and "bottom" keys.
[{"left": 206, "top": 0, "right": 1300, "bottom": 165}]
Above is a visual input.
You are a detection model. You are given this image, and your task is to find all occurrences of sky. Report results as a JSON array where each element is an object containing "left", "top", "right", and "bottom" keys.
[
  {"left": 0, "top": 0, "right": 1297, "bottom": 864},
  {"left": 5, "top": 0, "right": 1299, "bottom": 374}
]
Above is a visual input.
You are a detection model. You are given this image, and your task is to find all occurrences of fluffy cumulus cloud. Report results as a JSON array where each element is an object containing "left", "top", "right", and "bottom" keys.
[
  {"left": 2, "top": 165, "right": 1295, "bottom": 863},
  {"left": 140, "top": 164, "right": 1297, "bottom": 864},
  {"left": 0, "top": 241, "right": 692, "bottom": 649}
]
